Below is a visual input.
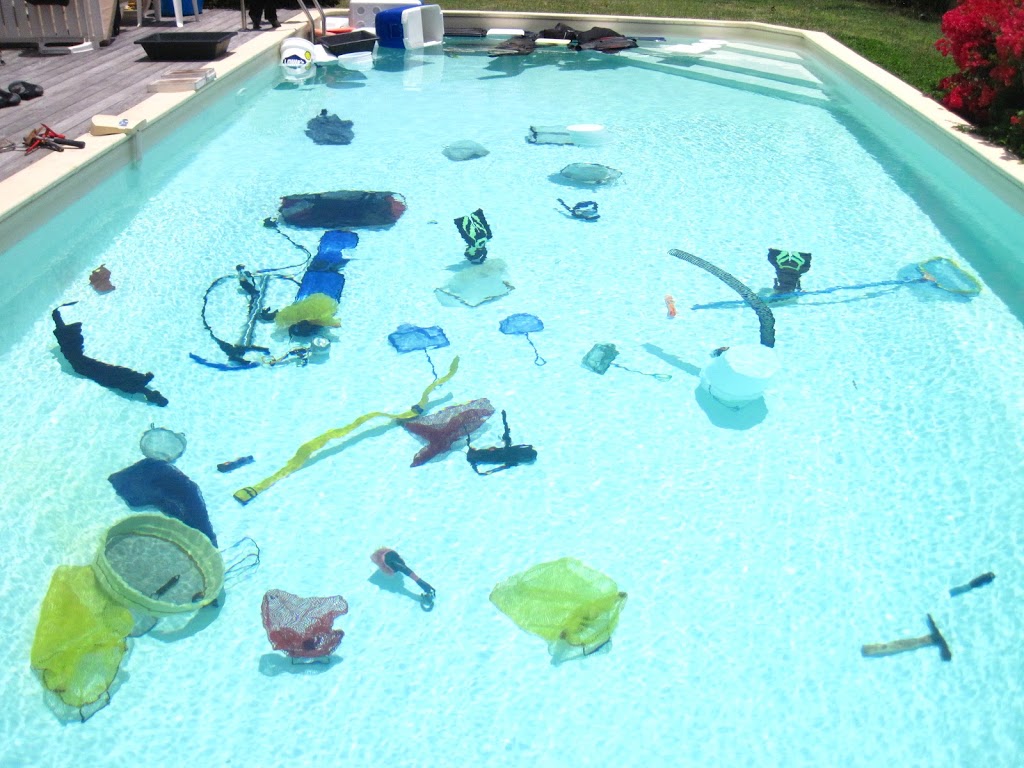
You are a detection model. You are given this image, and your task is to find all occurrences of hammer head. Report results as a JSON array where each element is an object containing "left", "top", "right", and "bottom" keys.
[{"left": 926, "top": 613, "right": 952, "bottom": 661}]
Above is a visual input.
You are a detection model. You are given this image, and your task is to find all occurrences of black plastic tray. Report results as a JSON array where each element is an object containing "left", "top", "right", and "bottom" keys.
[
  {"left": 135, "top": 32, "right": 235, "bottom": 61},
  {"left": 320, "top": 29, "right": 377, "bottom": 56}
]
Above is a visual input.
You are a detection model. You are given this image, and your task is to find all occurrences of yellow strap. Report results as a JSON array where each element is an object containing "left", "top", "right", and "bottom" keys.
[{"left": 234, "top": 357, "right": 459, "bottom": 505}]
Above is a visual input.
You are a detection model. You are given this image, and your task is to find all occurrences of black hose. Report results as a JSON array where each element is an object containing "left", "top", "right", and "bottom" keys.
[{"left": 669, "top": 249, "right": 776, "bottom": 348}]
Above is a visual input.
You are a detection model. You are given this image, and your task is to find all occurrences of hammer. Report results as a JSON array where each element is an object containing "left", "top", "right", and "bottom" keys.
[{"left": 861, "top": 613, "right": 952, "bottom": 661}]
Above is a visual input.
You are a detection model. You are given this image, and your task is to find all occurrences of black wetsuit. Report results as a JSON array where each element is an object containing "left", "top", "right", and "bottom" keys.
[{"left": 52, "top": 303, "right": 168, "bottom": 406}]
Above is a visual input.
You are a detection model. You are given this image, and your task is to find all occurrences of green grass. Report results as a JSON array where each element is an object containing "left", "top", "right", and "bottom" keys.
[{"left": 445, "top": 0, "right": 957, "bottom": 94}]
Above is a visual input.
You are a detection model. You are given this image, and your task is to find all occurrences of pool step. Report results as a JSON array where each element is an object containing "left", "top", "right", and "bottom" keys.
[{"left": 622, "top": 40, "right": 829, "bottom": 105}]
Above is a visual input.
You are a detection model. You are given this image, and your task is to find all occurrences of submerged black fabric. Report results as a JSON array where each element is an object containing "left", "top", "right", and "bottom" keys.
[
  {"left": 52, "top": 303, "right": 168, "bottom": 406},
  {"left": 305, "top": 110, "right": 354, "bottom": 145}
]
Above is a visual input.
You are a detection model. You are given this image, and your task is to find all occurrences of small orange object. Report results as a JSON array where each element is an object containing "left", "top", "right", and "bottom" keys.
[
  {"left": 90, "top": 264, "right": 115, "bottom": 293},
  {"left": 665, "top": 294, "right": 677, "bottom": 318}
]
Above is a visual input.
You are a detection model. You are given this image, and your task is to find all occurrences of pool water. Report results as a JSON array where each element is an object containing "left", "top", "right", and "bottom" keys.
[{"left": 2, "top": 34, "right": 1024, "bottom": 767}]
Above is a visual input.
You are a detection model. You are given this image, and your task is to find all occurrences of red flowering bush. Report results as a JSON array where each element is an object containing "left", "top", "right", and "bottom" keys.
[{"left": 936, "top": 0, "right": 1024, "bottom": 157}]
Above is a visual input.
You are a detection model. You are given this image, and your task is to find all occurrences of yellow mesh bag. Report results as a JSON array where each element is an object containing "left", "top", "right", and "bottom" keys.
[
  {"left": 30, "top": 565, "right": 134, "bottom": 708},
  {"left": 489, "top": 557, "right": 627, "bottom": 653}
]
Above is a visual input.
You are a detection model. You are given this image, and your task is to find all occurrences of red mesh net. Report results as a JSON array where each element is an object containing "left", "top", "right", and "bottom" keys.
[
  {"left": 401, "top": 398, "right": 495, "bottom": 467},
  {"left": 261, "top": 589, "right": 348, "bottom": 658}
]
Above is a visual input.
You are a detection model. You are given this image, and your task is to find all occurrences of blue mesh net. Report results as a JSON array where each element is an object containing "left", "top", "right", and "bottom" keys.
[{"left": 388, "top": 324, "right": 450, "bottom": 353}]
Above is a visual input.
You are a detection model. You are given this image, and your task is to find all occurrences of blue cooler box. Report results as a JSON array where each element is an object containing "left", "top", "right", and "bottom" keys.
[{"left": 375, "top": 4, "right": 443, "bottom": 49}]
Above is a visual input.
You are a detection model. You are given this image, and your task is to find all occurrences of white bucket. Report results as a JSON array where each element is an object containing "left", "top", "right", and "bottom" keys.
[
  {"left": 700, "top": 344, "right": 780, "bottom": 407},
  {"left": 567, "top": 123, "right": 611, "bottom": 146},
  {"left": 280, "top": 37, "right": 316, "bottom": 81}
]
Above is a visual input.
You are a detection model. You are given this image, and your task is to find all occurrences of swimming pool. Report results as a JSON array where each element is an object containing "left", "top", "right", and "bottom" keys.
[{"left": 2, "top": 15, "right": 1024, "bottom": 767}]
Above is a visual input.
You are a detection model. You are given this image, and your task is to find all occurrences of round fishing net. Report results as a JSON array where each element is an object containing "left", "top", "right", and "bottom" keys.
[
  {"left": 139, "top": 425, "right": 187, "bottom": 463},
  {"left": 93, "top": 516, "right": 224, "bottom": 616},
  {"left": 261, "top": 590, "right": 349, "bottom": 658}
]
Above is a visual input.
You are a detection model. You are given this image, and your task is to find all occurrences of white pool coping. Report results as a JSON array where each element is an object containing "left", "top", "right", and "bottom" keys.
[{"left": 1, "top": 10, "right": 1022, "bottom": 250}]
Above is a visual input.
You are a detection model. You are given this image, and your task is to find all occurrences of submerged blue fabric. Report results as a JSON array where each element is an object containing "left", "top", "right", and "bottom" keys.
[
  {"left": 295, "top": 230, "right": 358, "bottom": 302},
  {"left": 108, "top": 458, "right": 217, "bottom": 546},
  {"left": 388, "top": 324, "right": 450, "bottom": 353}
]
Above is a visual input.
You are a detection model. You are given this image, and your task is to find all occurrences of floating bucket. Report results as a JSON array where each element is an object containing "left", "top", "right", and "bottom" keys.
[
  {"left": 280, "top": 37, "right": 316, "bottom": 82},
  {"left": 700, "top": 344, "right": 780, "bottom": 406},
  {"left": 567, "top": 124, "right": 610, "bottom": 146},
  {"left": 93, "top": 515, "right": 225, "bottom": 617}
]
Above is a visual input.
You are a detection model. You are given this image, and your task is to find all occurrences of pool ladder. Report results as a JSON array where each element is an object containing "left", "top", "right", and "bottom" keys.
[
  {"left": 239, "top": 0, "right": 328, "bottom": 39},
  {"left": 293, "top": 0, "right": 329, "bottom": 41}
]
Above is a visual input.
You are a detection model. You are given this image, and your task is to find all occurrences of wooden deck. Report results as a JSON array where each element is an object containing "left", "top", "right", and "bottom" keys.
[{"left": 0, "top": 7, "right": 276, "bottom": 183}]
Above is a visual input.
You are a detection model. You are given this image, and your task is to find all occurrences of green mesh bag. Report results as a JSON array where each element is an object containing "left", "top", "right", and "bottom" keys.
[
  {"left": 490, "top": 557, "right": 627, "bottom": 654},
  {"left": 30, "top": 565, "right": 134, "bottom": 710}
]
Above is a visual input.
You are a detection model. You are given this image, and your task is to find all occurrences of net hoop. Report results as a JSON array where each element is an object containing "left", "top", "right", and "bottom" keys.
[{"left": 92, "top": 515, "right": 225, "bottom": 617}]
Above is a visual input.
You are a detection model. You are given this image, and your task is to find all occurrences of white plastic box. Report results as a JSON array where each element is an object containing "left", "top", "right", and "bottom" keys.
[{"left": 348, "top": 0, "right": 420, "bottom": 30}]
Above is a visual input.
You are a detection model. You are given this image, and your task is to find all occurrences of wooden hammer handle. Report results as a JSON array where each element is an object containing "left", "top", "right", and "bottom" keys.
[{"left": 861, "top": 635, "right": 934, "bottom": 657}]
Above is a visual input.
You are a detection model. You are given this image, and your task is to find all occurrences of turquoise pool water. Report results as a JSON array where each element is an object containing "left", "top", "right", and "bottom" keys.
[{"left": 2, "top": 33, "right": 1024, "bottom": 767}]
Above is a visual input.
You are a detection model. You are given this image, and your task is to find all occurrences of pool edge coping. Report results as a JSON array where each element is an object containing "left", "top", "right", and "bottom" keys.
[{"left": 1, "top": 9, "right": 1022, "bottom": 243}]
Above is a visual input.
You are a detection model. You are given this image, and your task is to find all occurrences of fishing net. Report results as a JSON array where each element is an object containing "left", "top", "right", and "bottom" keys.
[
  {"left": 108, "top": 459, "right": 218, "bottom": 547},
  {"left": 582, "top": 343, "right": 672, "bottom": 380},
  {"left": 692, "top": 255, "right": 982, "bottom": 309},
  {"left": 92, "top": 515, "right": 225, "bottom": 617},
  {"left": 669, "top": 249, "right": 776, "bottom": 347},
  {"left": 261, "top": 590, "right": 348, "bottom": 659},
  {"left": 490, "top": 557, "right": 627, "bottom": 656},
  {"left": 582, "top": 342, "right": 619, "bottom": 374},
  {"left": 402, "top": 398, "right": 495, "bottom": 467},
  {"left": 139, "top": 425, "right": 186, "bottom": 463},
  {"left": 31, "top": 565, "right": 134, "bottom": 715},
  {"left": 274, "top": 295, "right": 340, "bottom": 329},
  {"left": 918, "top": 257, "right": 982, "bottom": 295},
  {"left": 388, "top": 323, "right": 450, "bottom": 378},
  {"left": 499, "top": 313, "right": 547, "bottom": 366}
]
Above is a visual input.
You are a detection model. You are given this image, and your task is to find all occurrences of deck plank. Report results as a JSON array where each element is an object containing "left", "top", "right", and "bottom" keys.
[{"left": 0, "top": 8, "right": 267, "bottom": 181}]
